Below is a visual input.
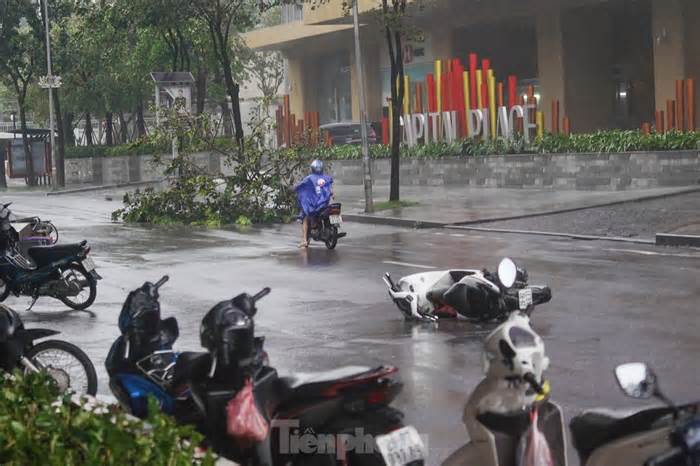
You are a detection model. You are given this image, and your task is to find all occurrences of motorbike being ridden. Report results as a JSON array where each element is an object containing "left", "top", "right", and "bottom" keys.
[
  {"left": 306, "top": 202, "right": 347, "bottom": 250},
  {"left": 0, "top": 303, "right": 97, "bottom": 395},
  {"left": 0, "top": 203, "right": 100, "bottom": 310},
  {"left": 569, "top": 362, "right": 700, "bottom": 466},
  {"left": 108, "top": 276, "right": 426, "bottom": 465},
  {"left": 383, "top": 258, "right": 551, "bottom": 322}
]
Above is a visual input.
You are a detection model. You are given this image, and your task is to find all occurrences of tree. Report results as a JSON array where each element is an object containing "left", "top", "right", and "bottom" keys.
[
  {"left": 0, "top": 0, "right": 43, "bottom": 186},
  {"left": 245, "top": 49, "right": 284, "bottom": 117},
  {"left": 191, "top": 0, "right": 260, "bottom": 147}
]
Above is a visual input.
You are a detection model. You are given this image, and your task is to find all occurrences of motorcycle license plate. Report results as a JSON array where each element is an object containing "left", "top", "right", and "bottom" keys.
[
  {"left": 329, "top": 214, "right": 342, "bottom": 225},
  {"left": 82, "top": 257, "right": 96, "bottom": 272},
  {"left": 375, "top": 426, "right": 426, "bottom": 466},
  {"left": 518, "top": 288, "right": 533, "bottom": 310}
]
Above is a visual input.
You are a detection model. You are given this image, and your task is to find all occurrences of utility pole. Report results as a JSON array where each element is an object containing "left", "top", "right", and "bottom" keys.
[
  {"left": 352, "top": 0, "right": 374, "bottom": 213},
  {"left": 39, "top": 0, "right": 63, "bottom": 187}
]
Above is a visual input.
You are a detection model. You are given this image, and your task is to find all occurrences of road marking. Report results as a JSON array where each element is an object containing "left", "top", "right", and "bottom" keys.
[
  {"left": 382, "top": 260, "right": 437, "bottom": 269},
  {"left": 450, "top": 233, "right": 465, "bottom": 237},
  {"left": 603, "top": 248, "right": 700, "bottom": 258}
]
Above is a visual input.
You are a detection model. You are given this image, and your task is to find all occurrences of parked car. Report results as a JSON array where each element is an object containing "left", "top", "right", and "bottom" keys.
[{"left": 320, "top": 121, "right": 378, "bottom": 145}]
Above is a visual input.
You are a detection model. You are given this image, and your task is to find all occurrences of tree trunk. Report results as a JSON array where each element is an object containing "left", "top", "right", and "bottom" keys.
[
  {"left": 18, "top": 98, "right": 35, "bottom": 186},
  {"left": 195, "top": 69, "right": 207, "bottom": 115},
  {"left": 85, "top": 112, "right": 94, "bottom": 146},
  {"left": 222, "top": 67, "right": 244, "bottom": 145},
  {"left": 135, "top": 99, "right": 146, "bottom": 138},
  {"left": 63, "top": 111, "right": 75, "bottom": 146},
  {"left": 388, "top": 34, "right": 404, "bottom": 202},
  {"left": 118, "top": 111, "right": 128, "bottom": 143},
  {"left": 53, "top": 91, "right": 66, "bottom": 187},
  {"left": 221, "top": 101, "right": 233, "bottom": 137},
  {"left": 105, "top": 112, "right": 114, "bottom": 146}
]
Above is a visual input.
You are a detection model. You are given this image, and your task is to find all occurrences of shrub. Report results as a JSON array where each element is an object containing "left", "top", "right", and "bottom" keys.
[{"left": 0, "top": 372, "right": 214, "bottom": 466}]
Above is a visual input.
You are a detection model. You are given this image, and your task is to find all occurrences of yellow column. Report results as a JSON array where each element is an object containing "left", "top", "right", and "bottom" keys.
[
  {"left": 403, "top": 75, "right": 410, "bottom": 115},
  {"left": 488, "top": 70, "right": 497, "bottom": 137},
  {"left": 536, "top": 111, "right": 544, "bottom": 137},
  {"left": 463, "top": 71, "right": 471, "bottom": 135},
  {"left": 476, "top": 70, "right": 483, "bottom": 109},
  {"left": 435, "top": 60, "right": 442, "bottom": 113}
]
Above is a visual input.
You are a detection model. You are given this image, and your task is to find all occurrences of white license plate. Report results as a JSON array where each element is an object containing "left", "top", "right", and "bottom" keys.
[
  {"left": 329, "top": 214, "right": 342, "bottom": 225},
  {"left": 375, "top": 426, "right": 426, "bottom": 466},
  {"left": 518, "top": 288, "right": 533, "bottom": 310},
  {"left": 82, "top": 257, "right": 96, "bottom": 272}
]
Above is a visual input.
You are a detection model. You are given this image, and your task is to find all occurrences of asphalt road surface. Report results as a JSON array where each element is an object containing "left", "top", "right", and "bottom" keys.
[{"left": 6, "top": 191, "right": 700, "bottom": 465}]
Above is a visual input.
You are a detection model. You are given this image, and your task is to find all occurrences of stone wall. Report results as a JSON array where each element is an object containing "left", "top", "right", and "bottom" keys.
[
  {"left": 64, "top": 150, "right": 700, "bottom": 191},
  {"left": 328, "top": 151, "right": 700, "bottom": 190}
]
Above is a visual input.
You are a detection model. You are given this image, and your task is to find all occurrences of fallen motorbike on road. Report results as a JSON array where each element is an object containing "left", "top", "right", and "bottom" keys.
[
  {"left": 0, "top": 303, "right": 97, "bottom": 395},
  {"left": 107, "top": 276, "right": 426, "bottom": 465},
  {"left": 383, "top": 258, "right": 551, "bottom": 322},
  {"left": 0, "top": 203, "right": 101, "bottom": 310},
  {"left": 307, "top": 202, "right": 347, "bottom": 250}
]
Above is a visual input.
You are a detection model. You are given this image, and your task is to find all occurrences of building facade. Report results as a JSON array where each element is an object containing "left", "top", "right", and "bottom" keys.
[{"left": 244, "top": 0, "right": 700, "bottom": 134}]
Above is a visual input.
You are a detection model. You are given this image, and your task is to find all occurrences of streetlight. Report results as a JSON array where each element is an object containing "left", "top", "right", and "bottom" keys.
[
  {"left": 37, "top": 0, "right": 62, "bottom": 187},
  {"left": 352, "top": 0, "right": 374, "bottom": 213}
]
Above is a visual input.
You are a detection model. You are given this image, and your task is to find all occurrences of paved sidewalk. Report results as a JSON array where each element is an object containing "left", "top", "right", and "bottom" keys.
[{"left": 334, "top": 184, "right": 700, "bottom": 226}]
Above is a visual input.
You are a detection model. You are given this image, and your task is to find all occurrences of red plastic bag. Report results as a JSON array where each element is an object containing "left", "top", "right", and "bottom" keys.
[
  {"left": 226, "top": 377, "right": 269, "bottom": 447},
  {"left": 516, "top": 408, "right": 554, "bottom": 466}
]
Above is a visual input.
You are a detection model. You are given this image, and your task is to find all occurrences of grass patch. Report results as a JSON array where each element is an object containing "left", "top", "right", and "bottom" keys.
[{"left": 373, "top": 200, "right": 420, "bottom": 211}]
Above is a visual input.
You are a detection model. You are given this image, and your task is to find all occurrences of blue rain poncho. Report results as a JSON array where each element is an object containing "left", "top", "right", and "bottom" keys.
[{"left": 295, "top": 174, "right": 334, "bottom": 219}]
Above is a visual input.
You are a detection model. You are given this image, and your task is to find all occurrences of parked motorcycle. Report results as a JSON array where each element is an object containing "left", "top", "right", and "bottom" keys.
[
  {"left": 0, "top": 303, "right": 97, "bottom": 395},
  {"left": 0, "top": 203, "right": 100, "bottom": 310},
  {"left": 570, "top": 362, "right": 700, "bottom": 466},
  {"left": 383, "top": 258, "right": 551, "bottom": 322},
  {"left": 13, "top": 214, "right": 59, "bottom": 255},
  {"left": 443, "top": 311, "right": 567, "bottom": 466},
  {"left": 107, "top": 276, "right": 425, "bottom": 465},
  {"left": 307, "top": 202, "right": 347, "bottom": 249}
]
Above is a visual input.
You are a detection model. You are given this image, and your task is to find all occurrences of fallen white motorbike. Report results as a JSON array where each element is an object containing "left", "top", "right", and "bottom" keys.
[{"left": 383, "top": 258, "right": 551, "bottom": 322}]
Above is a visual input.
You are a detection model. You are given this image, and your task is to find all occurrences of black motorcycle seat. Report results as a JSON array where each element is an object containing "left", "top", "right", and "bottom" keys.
[
  {"left": 279, "top": 365, "right": 373, "bottom": 391},
  {"left": 570, "top": 407, "right": 674, "bottom": 462},
  {"left": 426, "top": 287, "right": 451, "bottom": 305},
  {"left": 27, "top": 242, "right": 85, "bottom": 267},
  {"left": 172, "top": 351, "right": 211, "bottom": 386}
]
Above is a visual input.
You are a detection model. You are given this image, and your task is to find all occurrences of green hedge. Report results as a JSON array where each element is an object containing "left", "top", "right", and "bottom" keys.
[
  {"left": 65, "top": 130, "right": 700, "bottom": 160},
  {"left": 0, "top": 372, "right": 214, "bottom": 465}
]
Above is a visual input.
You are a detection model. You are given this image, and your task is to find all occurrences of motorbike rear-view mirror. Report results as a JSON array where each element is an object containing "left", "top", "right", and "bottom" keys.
[
  {"left": 615, "top": 362, "right": 657, "bottom": 399},
  {"left": 497, "top": 258, "right": 517, "bottom": 288}
]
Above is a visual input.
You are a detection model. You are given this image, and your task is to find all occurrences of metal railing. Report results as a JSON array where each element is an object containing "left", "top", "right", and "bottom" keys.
[{"left": 281, "top": 3, "right": 303, "bottom": 23}]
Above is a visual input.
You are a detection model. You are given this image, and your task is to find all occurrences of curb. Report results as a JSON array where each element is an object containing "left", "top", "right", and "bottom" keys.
[
  {"left": 445, "top": 225, "right": 656, "bottom": 244},
  {"left": 450, "top": 186, "right": 700, "bottom": 226},
  {"left": 343, "top": 213, "right": 445, "bottom": 229},
  {"left": 46, "top": 180, "right": 164, "bottom": 196},
  {"left": 655, "top": 233, "right": 700, "bottom": 247}
]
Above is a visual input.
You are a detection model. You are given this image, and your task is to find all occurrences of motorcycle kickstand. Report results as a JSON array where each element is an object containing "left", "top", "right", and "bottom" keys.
[{"left": 26, "top": 296, "right": 38, "bottom": 312}]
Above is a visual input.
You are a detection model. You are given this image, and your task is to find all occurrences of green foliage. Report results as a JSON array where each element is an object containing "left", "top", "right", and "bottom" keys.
[
  {"left": 112, "top": 108, "right": 306, "bottom": 226},
  {"left": 373, "top": 200, "right": 419, "bottom": 211},
  {"left": 0, "top": 371, "right": 214, "bottom": 466}
]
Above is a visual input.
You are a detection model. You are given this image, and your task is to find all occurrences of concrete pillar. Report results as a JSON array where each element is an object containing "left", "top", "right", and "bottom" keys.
[
  {"left": 285, "top": 53, "right": 307, "bottom": 117},
  {"left": 651, "top": 0, "right": 686, "bottom": 112},
  {"left": 536, "top": 0, "right": 566, "bottom": 131},
  {"left": 683, "top": 0, "right": 700, "bottom": 126},
  {"left": 562, "top": 3, "right": 615, "bottom": 132}
]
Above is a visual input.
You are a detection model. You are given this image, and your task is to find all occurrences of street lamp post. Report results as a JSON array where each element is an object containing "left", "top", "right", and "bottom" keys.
[
  {"left": 352, "top": 0, "right": 374, "bottom": 213},
  {"left": 38, "top": 0, "right": 63, "bottom": 187}
]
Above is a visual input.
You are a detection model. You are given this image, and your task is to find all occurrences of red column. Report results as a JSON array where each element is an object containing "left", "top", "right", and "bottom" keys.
[
  {"left": 469, "top": 54, "right": 478, "bottom": 110},
  {"left": 427, "top": 74, "right": 436, "bottom": 113},
  {"left": 655, "top": 110, "right": 665, "bottom": 133},
  {"left": 687, "top": 78, "right": 696, "bottom": 131},
  {"left": 675, "top": 80, "right": 685, "bottom": 131},
  {"left": 507, "top": 75, "right": 517, "bottom": 109}
]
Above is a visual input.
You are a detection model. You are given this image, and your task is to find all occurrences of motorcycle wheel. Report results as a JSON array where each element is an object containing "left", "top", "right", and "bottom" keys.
[
  {"left": 58, "top": 264, "right": 97, "bottom": 310},
  {"left": 25, "top": 339, "right": 98, "bottom": 395},
  {"left": 0, "top": 277, "right": 10, "bottom": 302},
  {"left": 324, "top": 226, "right": 338, "bottom": 250}
]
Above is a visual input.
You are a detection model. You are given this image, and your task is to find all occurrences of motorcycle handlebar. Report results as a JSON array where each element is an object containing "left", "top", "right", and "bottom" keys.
[
  {"left": 154, "top": 275, "right": 169, "bottom": 290},
  {"left": 523, "top": 373, "right": 545, "bottom": 395},
  {"left": 645, "top": 447, "right": 683, "bottom": 466},
  {"left": 252, "top": 287, "right": 270, "bottom": 303}
]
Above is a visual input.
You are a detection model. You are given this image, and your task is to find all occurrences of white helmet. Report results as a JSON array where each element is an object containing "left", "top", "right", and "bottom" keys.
[{"left": 481, "top": 312, "right": 549, "bottom": 386}]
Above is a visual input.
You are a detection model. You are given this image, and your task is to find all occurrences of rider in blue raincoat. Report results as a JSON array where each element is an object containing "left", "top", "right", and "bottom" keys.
[{"left": 295, "top": 160, "right": 333, "bottom": 248}]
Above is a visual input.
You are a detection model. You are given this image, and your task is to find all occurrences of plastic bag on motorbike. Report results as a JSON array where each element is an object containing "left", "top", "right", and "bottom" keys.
[
  {"left": 516, "top": 408, "right": 554, "bottom": 466},
  {"left": 226, "top": 377, "right": 269, "bottom": 447}
]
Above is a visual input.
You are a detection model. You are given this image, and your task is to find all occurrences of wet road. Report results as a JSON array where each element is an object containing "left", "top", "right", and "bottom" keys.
[{"left": 6, "top": 191, "right": 700, "bottom": 465}]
